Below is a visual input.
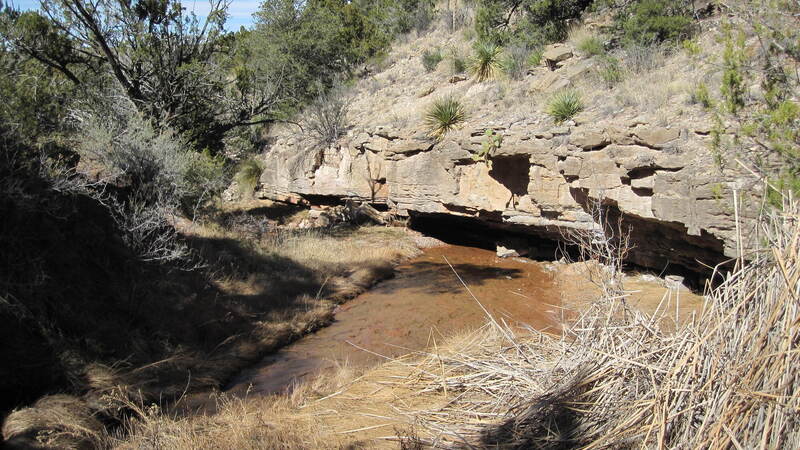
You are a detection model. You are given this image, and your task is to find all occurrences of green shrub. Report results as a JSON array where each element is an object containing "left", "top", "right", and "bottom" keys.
[
  {"left": 470, "top": 41, "right": 503, "bottom": 82},
  {"left": 475, "top": 0, "right": 594, "bottom": 45},
  {"left": 577, "top": 35, "right": 605, "bottom": 56},
  {"left": 234, "top": 158, "right": 265, "bottom": 196},
  {"left": 425, "top": 96, "right": 467, "bottom": 141},
  {"left": 620, "top": 0, "right": 693, "bottom": 45},
  {"left": 547, "top": 89, "right": 584, "bottom": 123},
  {"left": 597, "top": 56, "right": 623, "bottom": 87},
  {"left": 721, "top": 29, "right": 747, "bottom": 114},
  {"left": 767, "top": 172, "right": 800, "bottom": 209},
  {"left": 422, "top": 48, "right": 443, "bottom": 72},
  {"left": 691, "top": 82, "right": 713, "bottom": 109},
  {"left": 682, "top": 38, "right": 701, "bottom": 57},
  {"left": 501, "top": 45, "right": 530, "bottom": 80},
  {"left": 528, "top": 49, "right": 544, "bottom": 67}
]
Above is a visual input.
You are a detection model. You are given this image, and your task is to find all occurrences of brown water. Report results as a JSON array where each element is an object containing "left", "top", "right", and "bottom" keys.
[{"left": 227, "top": 245, "right": 560, "bottom": 395}]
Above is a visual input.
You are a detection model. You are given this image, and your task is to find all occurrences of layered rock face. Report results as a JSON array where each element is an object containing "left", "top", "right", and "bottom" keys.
[
  {"left": 256, "top": 38, "right": 763, "bottom": 275},
  {"left": 258, "top": 115, "right": 761, "bottom": 274}
]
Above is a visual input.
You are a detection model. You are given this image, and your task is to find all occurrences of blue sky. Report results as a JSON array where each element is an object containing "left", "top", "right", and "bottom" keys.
[{"left": 6, "top": 0, "right": 260, "bottom": 31}]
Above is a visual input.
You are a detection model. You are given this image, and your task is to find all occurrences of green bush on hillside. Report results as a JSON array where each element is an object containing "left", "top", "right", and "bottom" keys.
[
  {"left": 597, "top": 56, "right": 624, "bottom": 87},
  {"left": 422, "top": 48, "right": 443, "bottom": 72},
  {"left": 502, "top": 45, "right": 531, "bottom": 80},
  {"left": 450, "top": 51, "right": 468, "bottom": 74},
  {"left": 234, "top": 158, "right": 265, "bottom": 197},
  {"left": 620, "top": 0, "right": 693, "bottom": 45},
  {"left": 577, "top": 35, "right": 605, "bottom": 56}
]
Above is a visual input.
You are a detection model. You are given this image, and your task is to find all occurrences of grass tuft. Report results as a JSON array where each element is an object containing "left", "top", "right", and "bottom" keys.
[
  {"left": 421, "top": 48, "right": 443, "bottom": 72},
  {"left": 597, "top": 56, "right": 624, "bottom": 88},
  {"left": 470, "top": 41, "right": 503, "bottom": 82},
  {"left": 547, "top": 89, "right": 584, "bottom": 123},
  {"left": 577, "top": 35, "right": 604, "bottom": 56},
  {"left": 424, "top": 96, "right": 467, "bottom": 141}
]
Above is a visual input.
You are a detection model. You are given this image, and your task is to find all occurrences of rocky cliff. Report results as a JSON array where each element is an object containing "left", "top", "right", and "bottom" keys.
[{"left": 256, "top": 24, "right": 764, "bottom": 275}]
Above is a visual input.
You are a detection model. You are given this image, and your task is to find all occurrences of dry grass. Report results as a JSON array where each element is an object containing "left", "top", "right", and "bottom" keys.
[{"left": 393, "top": 198, "right": 800, "bottom": 448}]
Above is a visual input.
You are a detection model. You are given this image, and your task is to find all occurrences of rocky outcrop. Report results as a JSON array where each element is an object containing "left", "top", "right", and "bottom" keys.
[
  {"left": 257, "top": 113, "right": 761, "bottom": 274},
  {"left": 255, "top": 36, "right": 764, "bottom": 275}
]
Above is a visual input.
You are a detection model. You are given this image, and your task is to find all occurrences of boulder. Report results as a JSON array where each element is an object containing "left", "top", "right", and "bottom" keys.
[{"left": 542, "top": 44, "right": 573, "bottom": 70}]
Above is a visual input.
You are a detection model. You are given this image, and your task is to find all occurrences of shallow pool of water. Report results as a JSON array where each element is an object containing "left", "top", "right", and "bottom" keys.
[{"left": 226, "top": 244, "right": 560, "bottom": 395}]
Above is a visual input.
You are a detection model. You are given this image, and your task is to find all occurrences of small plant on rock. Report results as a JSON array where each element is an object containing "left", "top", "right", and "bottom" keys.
[
  {"left": 547, "top": 89, "right": 584, "bottom": 124},
  {"left": 577, "top": 35, "right": 605, "bottom": 56},
  {"left": 470, "top": 41, "right": 503, "bottom": 82},
  {"left": 425, "top": 96, "right": 467, "bottom": 141},
  {"left": 472, "top": 129, "right": 503, "bottom": 168},
  {"left": 305, "top": 85, "right": 352, "bottom": 147},
  {"left": 422, "top": 48, "right": 443, "bottom": 72}
]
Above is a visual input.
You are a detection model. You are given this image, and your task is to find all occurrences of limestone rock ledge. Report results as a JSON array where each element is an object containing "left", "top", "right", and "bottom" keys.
[{"left": 257, "top": 117, "right": 762, "bottom": 274}]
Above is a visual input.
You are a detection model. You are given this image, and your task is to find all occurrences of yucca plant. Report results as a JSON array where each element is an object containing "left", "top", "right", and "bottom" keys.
[
  {"left": 470, "top": 41, "right": 503, "bottom": 82},
  {"left": 425, "top": 96, "right": 467, "bottom": 141},
  {"left": 547, "top": 89, "right": 584, "bottom": 124}
]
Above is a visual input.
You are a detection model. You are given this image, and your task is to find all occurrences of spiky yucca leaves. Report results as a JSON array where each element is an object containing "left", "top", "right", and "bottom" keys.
[
  {"left": 547, "top": 89, "right": 584, "bottom": 123},
  {"left": 470, "top": 41, "right": 503, "bottom": 82},
  {"left": 424, "top": 97, "right": 467, "bottom": 141}
]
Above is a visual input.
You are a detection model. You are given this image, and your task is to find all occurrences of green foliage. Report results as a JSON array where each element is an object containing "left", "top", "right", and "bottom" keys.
[
  {"left": 501, "top": 45, "right": 530, "bottom": 80},
  {"left": 710, "top": 182, "right": 725, "bottom": 201},
  {"left": 473, "top": 129, "right": 503, "bottom": 168},
  {"left": 767, "top": 172, "right": 800, "bottom": 209},
  {"left": 470, "top": 41, "right": 503, "bottom": 82},
  {"left": 691, "top": 82, "right": 713, "bottom": 109},
  {"left": 577, "top": 35, "right": 605, "bottom": 56},
  {"left": 475, "top": 0, "right": 593, "bottom": 46},
  {"left": 597, "top": 56, "right": 623, "bottom": 87},
  {"left": 1, "top": 1, "right": 256, "bottom": 151},
  {"left": 528, "top": 49, "right": 544, "bottom": 67},
  {"left": 422, "top": 47, "right": 443, "bottom": 72},
  {"left": 709, "top": 115, "right": 726, "bottom": 170},
  {"left": 620, "top": 0, "right": 693, "bottom": 45},
  {"left": 424, "top": 97, "right": 467, "bottom": 141},
  {"left": 234, "top": 158, "right": 265, "bottom": 196},
  {"left": 547, "top": 89, "right": 584, "bottom": 123},
  {"left": 721, "top": 29, "right": 747, "bottom": 114},
  {"left": 682, "top": 38, "right": 701, "bottom": 57}
]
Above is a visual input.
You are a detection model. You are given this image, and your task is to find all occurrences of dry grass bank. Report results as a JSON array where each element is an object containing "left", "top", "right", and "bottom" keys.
[{"left": 1, "top": 200, "right": 421, "bottom": 449}]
